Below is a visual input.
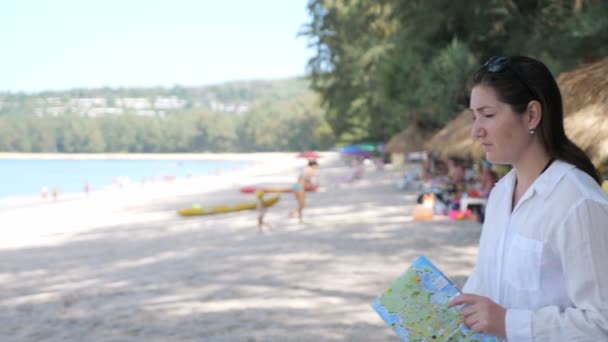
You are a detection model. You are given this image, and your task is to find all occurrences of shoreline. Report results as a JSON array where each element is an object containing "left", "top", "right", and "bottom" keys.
[
  {"left": 0, "top": 152, "right": 334, "bottom": 211},
  {"left": 0, "top": 152, "right": 329, "bottom": 249}
]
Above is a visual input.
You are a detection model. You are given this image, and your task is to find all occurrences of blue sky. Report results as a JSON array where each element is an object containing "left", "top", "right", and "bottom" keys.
[{"left": 0, "top": 0, "right": 314, "bottom": 93}]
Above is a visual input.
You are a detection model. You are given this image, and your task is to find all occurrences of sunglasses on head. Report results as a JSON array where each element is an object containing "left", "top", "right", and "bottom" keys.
[{"left": 482, "top": 56, "right": 538, "bottom": 101}]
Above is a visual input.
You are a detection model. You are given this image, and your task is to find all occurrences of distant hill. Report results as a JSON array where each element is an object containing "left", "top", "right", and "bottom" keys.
[
  {"left": 0, "top": 77, "right": 335, "bottom": 153},
  {"left": 0, "top": 77, "right": 312, "bottom": 118}
]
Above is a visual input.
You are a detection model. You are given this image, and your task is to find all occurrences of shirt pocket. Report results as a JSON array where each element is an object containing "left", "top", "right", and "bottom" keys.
[{"left": 504, "top": 233, "right": 544, "bottom": 291}]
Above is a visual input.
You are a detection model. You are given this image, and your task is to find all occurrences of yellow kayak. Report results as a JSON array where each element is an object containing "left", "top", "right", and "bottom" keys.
[{"left": 178, "top": 195, "right": 280, "bottom": 216}]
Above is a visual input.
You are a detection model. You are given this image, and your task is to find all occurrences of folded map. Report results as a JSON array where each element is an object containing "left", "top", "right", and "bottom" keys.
[{"left": 372, "top": 256, "right": 502, "bottom": 341}]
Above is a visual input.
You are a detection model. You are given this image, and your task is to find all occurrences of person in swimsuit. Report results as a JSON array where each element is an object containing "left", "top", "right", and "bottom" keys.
[{"left": 290, "top": 159, "right": 318, "bottom": 223}]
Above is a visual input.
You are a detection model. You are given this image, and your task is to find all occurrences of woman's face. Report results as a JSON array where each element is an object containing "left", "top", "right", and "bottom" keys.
[{"left": 470, "top": 85, "right": 531, "bottom": 165}]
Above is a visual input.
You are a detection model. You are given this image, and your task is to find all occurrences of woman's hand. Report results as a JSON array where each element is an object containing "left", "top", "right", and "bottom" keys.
[{"left": 448, "top": 294, "right": 506, "bottom": 338}]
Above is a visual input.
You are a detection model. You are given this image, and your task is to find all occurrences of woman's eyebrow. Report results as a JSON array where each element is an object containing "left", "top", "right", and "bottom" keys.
[{"left": 469, "top": 106, "right": 492, "bottom": 112}]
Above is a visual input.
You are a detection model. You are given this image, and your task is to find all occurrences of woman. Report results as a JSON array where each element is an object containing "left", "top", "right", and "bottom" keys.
[
  {"left": 290, "top": 159, "right": 318, "bottom": 223},
  {"left": 448, "top": 56, "right": 608, "bottom": 340}
]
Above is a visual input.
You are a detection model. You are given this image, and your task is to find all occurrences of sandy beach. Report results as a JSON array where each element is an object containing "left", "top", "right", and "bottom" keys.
[{"left": 0, "top": 153, "right": 483, "bottom": 341}]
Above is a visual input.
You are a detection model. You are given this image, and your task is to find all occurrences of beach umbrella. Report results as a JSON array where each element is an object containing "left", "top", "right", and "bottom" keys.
[
  {"left": 340, "top": 149, "right": 374, "bottom": 158},
  {"left": 297, "top": 150, "right": 321, "bottom": 159},
  {"left": 336, "top": 145, "right": 377, "bottom": 158},
  {"left": 339, "top": 145, "right": 365, "bottom": 153},
  {"left": 356, "top": 143, "right": 378, "bottom": 152}
]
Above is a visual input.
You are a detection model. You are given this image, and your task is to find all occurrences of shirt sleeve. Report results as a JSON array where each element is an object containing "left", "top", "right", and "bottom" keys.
[
  {"left": 505, "top": 309, "right": 533, "bottom": 342},
  {"left": 529, "top": 198, "right": 608, "bottom": 341},
  {"left": 461, "top": 263, "right": 480, "bottom": 294}
]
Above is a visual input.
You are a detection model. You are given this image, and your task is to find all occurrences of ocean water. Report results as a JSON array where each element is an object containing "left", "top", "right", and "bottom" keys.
[{"left": 0, "top": 158, "right": 254, "bottom": 200}]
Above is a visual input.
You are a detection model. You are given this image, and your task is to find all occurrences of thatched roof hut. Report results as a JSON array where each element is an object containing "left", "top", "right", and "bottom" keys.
[
  {"left": 558, "top": 58, "right": 608, "bottom": 117},
  {"left": 424, "top": 110, "right": 483, "bottom": 159},
  {"left": 564, "top": 104, "right": 608, "bottom": 164},
  {"left": 384, "top": 124, "right": 433, "bottom": 155},
  {"left": 559, "top": 58, "right": 608, "bottom": 164},
  {"left": 424, "top": 58, "right": 608, "bottom": 162},
  {"left": 419, "top": 58, "right": 608, "bottom": 163}
]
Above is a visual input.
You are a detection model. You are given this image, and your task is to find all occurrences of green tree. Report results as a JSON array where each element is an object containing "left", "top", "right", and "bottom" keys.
[
  {"left": 302, "top": 0, "right": 400, "bottom": 141},
  {"left": 302, "top": 0, "right": 608, "bottom": 142}
]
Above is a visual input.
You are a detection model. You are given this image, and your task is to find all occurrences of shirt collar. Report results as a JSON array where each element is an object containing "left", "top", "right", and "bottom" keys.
[
  {"left": 532, "top": 160, "right": 575, "bottom": 198},
  {"left": 498, "top": 167, "right": 516, "bottom": 193},
  {"left": 496, "top": 160, "right": 575, "bottom": 200}
]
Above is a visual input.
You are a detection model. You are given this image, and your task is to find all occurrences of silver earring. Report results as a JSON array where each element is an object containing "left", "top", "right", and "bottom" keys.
[{"left": 529, "top": 129, "right": 535, "bottom": 135}]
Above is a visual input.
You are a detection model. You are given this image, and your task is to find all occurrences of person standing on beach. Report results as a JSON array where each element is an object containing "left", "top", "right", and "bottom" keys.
[
  {"left": 290, "top": 159, "right": 318, "bottom": 223},
  {"left": 256, "top": 191, "right": 272, "bottom": 233},
  {"left": 52, "top": 187, "right": 60, "bottom": 201},
  {"left": 447, "top": 56, "right": 608, "bottom": 340}
]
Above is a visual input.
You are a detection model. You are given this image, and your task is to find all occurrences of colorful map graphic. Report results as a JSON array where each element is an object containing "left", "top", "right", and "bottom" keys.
[{"left": 372, "top": 256, "right": 501, "bottom": 341}]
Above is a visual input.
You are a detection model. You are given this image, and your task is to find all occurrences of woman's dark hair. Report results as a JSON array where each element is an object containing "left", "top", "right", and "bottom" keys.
[
  {"left": 308, "top": 159, "right": 318, "bottom": 167},
  {"left": 473, "top": 56, "right": 600, "bottom": 184}
]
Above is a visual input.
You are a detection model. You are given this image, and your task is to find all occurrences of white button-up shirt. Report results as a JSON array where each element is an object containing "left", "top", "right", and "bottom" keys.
[{"left": 463, "top": 160, "right": 608, "bottom": 341}]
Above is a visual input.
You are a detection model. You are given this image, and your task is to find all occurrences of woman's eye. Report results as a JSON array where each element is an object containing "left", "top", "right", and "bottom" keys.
[{"left": 483, "top": 114, "right": 495, "bottom": 118}]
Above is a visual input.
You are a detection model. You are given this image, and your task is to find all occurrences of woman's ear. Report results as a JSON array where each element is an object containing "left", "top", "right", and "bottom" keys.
[{"left": 527, "top": 100, "right": 542, "bottom": 130}]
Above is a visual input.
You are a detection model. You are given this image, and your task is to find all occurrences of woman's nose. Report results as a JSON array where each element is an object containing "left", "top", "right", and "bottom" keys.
[{"left": 471, "top": 121, "right": 485, "bottom": 140}]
